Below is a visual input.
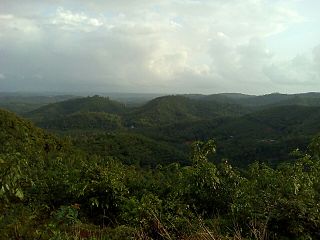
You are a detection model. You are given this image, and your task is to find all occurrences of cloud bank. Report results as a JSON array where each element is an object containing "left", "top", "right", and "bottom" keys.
[{"left": 0, "top": 0, "right": 319, "bottom": 94}]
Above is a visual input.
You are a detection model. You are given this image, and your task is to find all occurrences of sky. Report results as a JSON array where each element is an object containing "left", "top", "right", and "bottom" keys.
[{"left": 0, "top": 0, "right": 319, "bottom": 94}]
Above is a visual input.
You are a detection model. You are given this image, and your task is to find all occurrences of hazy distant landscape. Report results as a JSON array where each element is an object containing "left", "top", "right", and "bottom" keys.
[{"left": 4, "top": 91, "right": 320, "bottom": 168}]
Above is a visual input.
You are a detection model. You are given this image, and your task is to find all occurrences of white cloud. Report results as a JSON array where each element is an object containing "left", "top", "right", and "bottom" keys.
[
  {"left": 51, "top": 7, "right": 103, "bottom": 32},
  {"left": 0, "top": 73, "right": 5, "bottom": 79},
  {"left": 0, "top": 13, "right": 41, "bottom": 36},
  {"left": 262, "top": 45, "right": 320, "bottom": 94},
  {"left": 0, "top": 0, "right": 319, "bottom": 93}
]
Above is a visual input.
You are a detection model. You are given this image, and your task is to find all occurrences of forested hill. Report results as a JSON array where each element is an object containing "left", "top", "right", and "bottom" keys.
[
  {"left": 25, "top": 94, "right": 248, "bottom": 129},
  {"left": 24, "top": 93, "right": 320, "bottom": 130},
  {"left": 142, "top": 105, "right": 320, "bottom": 142},
  {"left": 0, "top": 107, "right": 187, "bottom": 168},
  {"left": 0, "top": 94, "right": 76, "bottom": 114},
  {"left": 193, "top": 92, "right": 320, "bottom": 108},
  {"left": 36, "top": 112, "right": 124, "bottom": 131},
  {"left": 125, "top": 95, "right": 247, "bottom": 127},
  {"left": 19, "top": 94, "right": 320, "bottom": 167},
  {"left": 2, "top": 106, "right": 320, "bottom": 239},
  {"left": 135, "top": 104, "right": 320, "bottom": 166},
  {"left": 25, "top": 95, "right": 126, "bottom": 122},
  {"left": 0, "top": 108, "right": 65, "bottom": 156}
]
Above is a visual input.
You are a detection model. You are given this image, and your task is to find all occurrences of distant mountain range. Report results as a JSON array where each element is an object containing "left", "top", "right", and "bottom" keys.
[
  {"left": 0, "top": 94, "right": 76, "bottom": 113},
  {"left": 2, "top": 92, "right": 320, "bottom": 166},
  {"left": 22, "top": 94, "right": 249, "bottom": 129},
  {"left": 21, "top": 92, "right": 320, "bottom": 130},
  {"left": 187, "top": 92, "right": 320, "bottom": 107},
  {"left": 125, "top": 95, "right": 247, "bottom": 127},
  {"left": 25, "top": 95, "right": 125, "bottom": 120},
  {"left": 3, "top": 91, "right": 320, "bottom": 114}
]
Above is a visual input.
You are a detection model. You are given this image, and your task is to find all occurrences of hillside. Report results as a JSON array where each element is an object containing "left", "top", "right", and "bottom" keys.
[
  {"left": 22, "top": 93, "right": 320, "bottom": 167},
  {"left": 126, "top": 95, "right": 200, "bottom": 126},
  {"left": 25, "top": 94, "right": 248, "bottom": 129},
  {"left": 211, "top": 105, "right": 320, "bottom": 138},
  {"left": 25, "top": 95, "right": 126, "bottom": 122},
  {"left": 137, "top": 105, "right": 320, "bottom": 166},
  {"left": 37, "top": 112, "right": 123, "bottom": 131},
  {"left": 21, "top": 94, "right": 320, "bottom": 167},
  {"left": 0, "top": 94, "right": 77, "bottom": 114},
  {"left": 74, "top": 132, "right": 188, "bottom": 167},
  {"left": 135, "top": 103, "right": 320, "bottom": 142},
  {"left": 2, "top": 102, "right": 320, "bottom": 239},
  {"left": 0, "top": 108, "right": 65, "bottom": 156},
  {"left": 271, "top": 95, "right": 320, "bottom": 107},
  {"left": 199, "top": 92, "right": 320, "bottom": 108},
  {"left": 126, "top": 95, "right": 247, "bottom": 127},
  {"left": 194, "top": 93, "right": 254, "bottom": 104}
]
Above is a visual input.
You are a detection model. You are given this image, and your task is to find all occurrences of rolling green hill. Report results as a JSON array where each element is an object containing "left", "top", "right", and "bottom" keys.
[
  {"left": 3, "top": 98, "right": 320, "bottom": 239},
  {"left": 136, "top": 105, "right": 320, "bottom": 166},
  {"left": 194, "top": 93, "right": 254, "bottom": 104},
  {"left": 151, "top": 104, "right": 320, "bottom": 142},
  {"left": 22, "top": 93, "right": 320, "bottom": 166},
  {"left": 126, "top": 95, "right": 200, "bottom": 127},
  {"left": 217, "top": 105, "right": 320, "bottom": 138},
  {"left": 125, "top": 95, "right": 247, "bottom": 127},
  {"left": 37, "top": 112, "right": 123, "bottom": 131},
  {"left": 74, "top": 132, "right": 188, "bottom": 167},
  {"left": 25, "top": 95, "right": 126, "bottom": 122},
  {"left": 0, "top": 108, "right": 65, "bottom": 156},
  {"left": 25, "top": 94, "right": 248, "bottom": 130},
  {"left": 271, "top": 95, "right": 320, "bottom": 107},
  {"left": 0, "top": 94, "right": 77, "bottom": 114},
  {"left": 199, "top": 92, "right": 320, "bottom": 108}
]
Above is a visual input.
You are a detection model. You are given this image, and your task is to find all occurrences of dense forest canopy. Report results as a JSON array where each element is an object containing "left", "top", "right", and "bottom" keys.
[
  {"left": 1, "top": 93, "right": 320, "bottom": 239},
  {"left": 21, "top": 93, "right": 320, "bottom": 167}
]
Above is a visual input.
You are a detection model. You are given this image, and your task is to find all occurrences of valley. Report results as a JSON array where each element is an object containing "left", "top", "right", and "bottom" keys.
[{"left": 1, "top": 92, "right": 320, "bottom": 239}]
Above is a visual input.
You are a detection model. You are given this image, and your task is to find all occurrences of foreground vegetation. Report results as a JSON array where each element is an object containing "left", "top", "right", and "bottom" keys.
[{"left": 1, "top": 108, "right": 320, "bottom": 239}]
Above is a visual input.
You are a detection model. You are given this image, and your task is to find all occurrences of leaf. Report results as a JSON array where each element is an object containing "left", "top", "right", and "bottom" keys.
[
  {"left": 15, "top": 188, "right": 24, "bottom": 200},
  {"left": 90, "top": 197, "right": 99, "bottom": 207}
]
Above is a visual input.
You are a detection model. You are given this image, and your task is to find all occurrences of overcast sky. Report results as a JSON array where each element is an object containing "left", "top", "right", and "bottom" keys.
[{"left": 0, "top": 0, "right": 319, "bottom": 94}]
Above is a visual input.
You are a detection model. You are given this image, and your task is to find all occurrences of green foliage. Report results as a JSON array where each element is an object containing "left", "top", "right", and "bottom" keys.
[
  {"left": 137, "top": 104, "right": 320, "bottom": 167},
  {"left": 0, "top": 153, "right": 27, "bottom": 202},
  {"left": 78, "top": 159, "right": 129, "bottom": 223},
  {"left": 53, "top": 205, "right": 80, "bottom": 226},
  {"left": 2, "top": 107, "right": 320, "bottom": 239},
  {"left": 40, "top": 112, "right": 123, "bottom": 131},
  {"left": 26, "top": 95, "right": 126, "bottom": 123},
  {"left": 0, "top": 109, "right": 65, "bottom": 155},
  {"left": 180, "top": 140, "right": 241, "bottom": 218},
  {"left": 125, "top": 95, "right": 245, "bottom": 127},
  {"left": 191, "top": 139, "right": 216, "bottom": 164},
  {"left": 309, "top": 134, "right": 320, "bottom": 160},
  {"left": 74, "top": 132, "right": 188, "bottom": 167},
  {"left": 23, "top": 94, "right": 320, "bottom": 167},
  {"left": 201, "top": 92, "right": 320, "bottom": 108},
  {"left": 232, "top": 153, "right": 320, "bottom": 238}
]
